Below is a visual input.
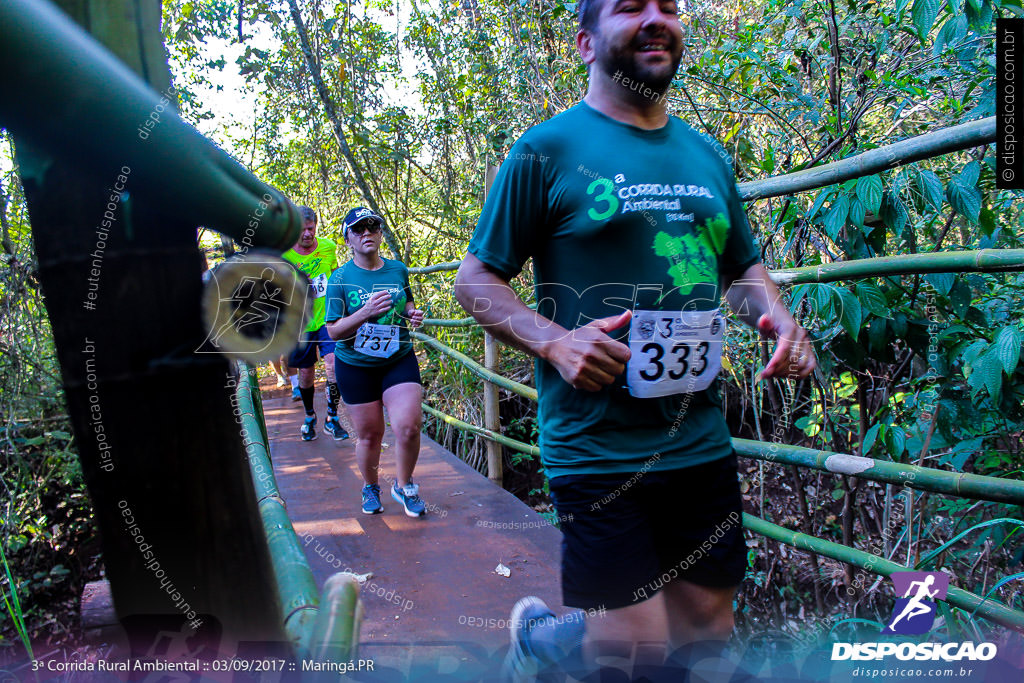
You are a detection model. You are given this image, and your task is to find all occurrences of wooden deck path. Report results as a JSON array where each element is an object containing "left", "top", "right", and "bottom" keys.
[{"left": 261, "top": 382, "right": 563, "bottom": 680}]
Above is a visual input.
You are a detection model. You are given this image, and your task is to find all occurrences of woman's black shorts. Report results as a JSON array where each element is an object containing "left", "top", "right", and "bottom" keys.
[{"left": 334, "top": 351, "right": 421, "bottom": 405}]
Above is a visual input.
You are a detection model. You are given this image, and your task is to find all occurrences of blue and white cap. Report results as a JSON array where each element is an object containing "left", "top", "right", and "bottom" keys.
[{"left": 342, "top": 207, "right": 383, "bottom": 233}]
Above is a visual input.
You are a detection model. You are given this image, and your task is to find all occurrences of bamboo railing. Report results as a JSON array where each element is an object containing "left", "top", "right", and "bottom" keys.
[
  {"left": 771, "top": 249, "right": 1024, "bottom": 285},
  {"left": 236, "top": 363, "right": 362, "bottom": 660},
  {"left": 739, "top": 117, "right": 995, "bottom": 201},
  {"left": 413, "top": 323, "right": 1024, "bottom": 631},
  {"left": 412, "top": 331, "right": 537, "bottom": 401},
  {"left": 407, "top": 115, "right": 1024, "bottom": 631},
  {"left": 745, "top": 514, "right": 1024, "bottom": 631},
  {"left": 412, "top": 249, "right": 1024, "bottom": 290}
]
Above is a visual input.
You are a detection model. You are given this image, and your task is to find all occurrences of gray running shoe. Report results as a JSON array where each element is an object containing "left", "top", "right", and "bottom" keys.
[
  {"left": 503, "top": 596, "right": 556, "bottom": 682},
  {"left": 323, "top": 415, "right": 349, "bottom": 440}
]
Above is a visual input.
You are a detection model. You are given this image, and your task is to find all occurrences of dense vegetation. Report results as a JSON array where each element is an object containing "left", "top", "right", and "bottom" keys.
[{"left": 2, "top": 0, "right": 1023, "bottom": 661}]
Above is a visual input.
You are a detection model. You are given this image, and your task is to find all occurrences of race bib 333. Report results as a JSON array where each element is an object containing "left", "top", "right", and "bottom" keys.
[{"left": 626, "top": 308, "right": 725, "bottom": 398}]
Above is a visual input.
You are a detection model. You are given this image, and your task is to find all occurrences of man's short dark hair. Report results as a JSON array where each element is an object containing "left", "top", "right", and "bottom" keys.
[
  {"left": 577, "top": 0, "right": 603, "bottom": 32},
  {"left": 299, "top": 206, "right": 317, "bottom": 225}
]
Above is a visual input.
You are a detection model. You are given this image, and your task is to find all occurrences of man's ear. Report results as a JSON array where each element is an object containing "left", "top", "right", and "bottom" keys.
[{"left": 576, "top": 29, "right": 596, "bottom": 65}]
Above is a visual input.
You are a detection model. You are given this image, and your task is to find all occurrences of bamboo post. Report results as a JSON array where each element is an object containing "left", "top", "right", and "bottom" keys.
[
  {"left": 484, "top": 333, "right": 502, "bottom": 482},
  {"left": 483, "top": 162, "right": 503, "bottom": 483}
]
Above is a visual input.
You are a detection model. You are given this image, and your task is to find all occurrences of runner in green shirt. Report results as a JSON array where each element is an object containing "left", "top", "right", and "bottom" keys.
[
  {"left": 282, "top": 206, "right": 349, "bottom": 442},
  {"left": 326, "top": 208, "right": 428, "bottom": 518},
  {"left": 455, "top": 0, "right": 816, "bottom": 678}
]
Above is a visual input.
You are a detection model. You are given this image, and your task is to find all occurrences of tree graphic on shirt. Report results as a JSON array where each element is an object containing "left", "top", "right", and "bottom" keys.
[
  {"left": 376, "top": 291, "right": 406, "bottom": 325},
  {"left": 652, "top": 213, "right": 730, "bottom": 294}
]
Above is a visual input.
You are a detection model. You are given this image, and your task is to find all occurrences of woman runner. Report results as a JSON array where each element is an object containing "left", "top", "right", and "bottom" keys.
[{"left": 325, "top": 208, "right": 427, "bottom": 517}]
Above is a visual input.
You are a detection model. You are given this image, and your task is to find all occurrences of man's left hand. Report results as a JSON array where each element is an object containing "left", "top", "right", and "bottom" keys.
[
  {"left": 406, "top": 308, "right": 425, "bottom": 329},
  {"left": 757, "top": 313, "right": 816, "bottom": 379}
]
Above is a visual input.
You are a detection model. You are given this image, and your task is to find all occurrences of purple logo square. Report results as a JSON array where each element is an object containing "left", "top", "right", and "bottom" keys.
[{"left": 882, "top": 571, "right": 950, "bottom": 635}]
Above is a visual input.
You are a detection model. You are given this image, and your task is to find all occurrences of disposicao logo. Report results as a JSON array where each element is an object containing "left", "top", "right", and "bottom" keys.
[
  {"left": 831, "top": 571, "right": 998, "bottom": 662},
  {"left": 883, "top": 571, "right": 948, "bottom": 635}
]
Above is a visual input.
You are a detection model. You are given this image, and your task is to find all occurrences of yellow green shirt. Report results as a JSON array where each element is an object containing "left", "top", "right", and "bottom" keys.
[{"left": 283, "top": 238, "right": 339, "bottom": 332}]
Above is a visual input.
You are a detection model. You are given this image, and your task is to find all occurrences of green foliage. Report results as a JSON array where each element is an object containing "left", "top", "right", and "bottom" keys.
[
  {"left": 5, "top": 0, "right": 1022, "bottom": 648},
  {"left": 1, "top": 132, "right": 97, "bottom": 654},
  {"left": 0, "top": 538, "right": 32, "bottom": 659},
  {"left": 678, "top": 0, "right": 1024, "bottom": 633}
]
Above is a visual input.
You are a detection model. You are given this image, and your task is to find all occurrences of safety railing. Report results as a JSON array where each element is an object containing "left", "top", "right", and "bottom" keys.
[
  {"left": 412, "top": 272, "right": 1024, "bottom": 632},
  {"left": 235, "top": 362, "right": 363, "bottom": 660},
  {"left": 408, "top": 118, "right": 1024, "bottom": 633}
]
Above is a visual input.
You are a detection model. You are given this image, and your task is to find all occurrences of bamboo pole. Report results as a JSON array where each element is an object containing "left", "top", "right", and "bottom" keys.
[
  {"left": 257, "top": 499, "right": 321, "bottom": 656},
  {"left": 409, "top": 261, "right": 463, "bottom": 275},
  {"left": 411, "top": 330, "right": 538, "bottom": 401},
  {"left": 423, "top": 315, "right": 478, "bottom": 327},
  {"left": 733, "top": 439, "right": 1024, "bottom": 505},
  {"left": 236, "top": 364, "right": 284, "bottom": 503},
  {"left": 412, "top": 249, "right": 1024, "bottom": 308},
  {"left": 0, "top": 0, "right": 301, "bottom": 251},
  {"left": 245, "top": 363, "right": 271, "bottom": 449},
  {"left": 743, "top": 513, "right": 1024, "bottom": 633},
  {"left": 421, "top": 404, "right": 540, "bottom": 457},
  {"left": 482, "top": 163, "right": 503, "bottom": 484},
  {"left": 483, "top": 333, "right": 503, "bottom": 482},
  {"left": 237, "top": 364, "right": 365, "bottom": 660},
  {"left": 423, "top": 304, "right": 538, "bottom": 328},
  {"left": 235, "top": 364, "right": 318, "bottom": 652},
  {"left": 771, "top": 249, "right": 1024, "bottom": 286},
  {"left": 738, "top": 117, "right": 996, "bottom": 201},
  {"left": 307, "top": 574, "right": 363, "bottom": 667},
  {"left": 10, "top": 0, "right": 285, "bottom": 642}
]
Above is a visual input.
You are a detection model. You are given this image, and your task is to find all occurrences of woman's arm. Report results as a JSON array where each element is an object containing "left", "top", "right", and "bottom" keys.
[{"left": 326, "top": 290, "right": 393, "bottom": 340}]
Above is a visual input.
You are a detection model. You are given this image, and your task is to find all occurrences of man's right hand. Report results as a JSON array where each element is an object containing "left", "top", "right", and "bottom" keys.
[{"left": 544, "top": 311, "right": 632, "bottom": 392}]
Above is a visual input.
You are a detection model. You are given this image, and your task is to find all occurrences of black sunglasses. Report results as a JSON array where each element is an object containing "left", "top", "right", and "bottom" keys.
[{"left": 349, "top": 220, "right": 382, "bottom": 236}]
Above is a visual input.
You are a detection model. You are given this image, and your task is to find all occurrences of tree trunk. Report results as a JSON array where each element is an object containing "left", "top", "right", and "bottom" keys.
[{"left": 286, "top": 0, "right": 403, "bottom": 260}]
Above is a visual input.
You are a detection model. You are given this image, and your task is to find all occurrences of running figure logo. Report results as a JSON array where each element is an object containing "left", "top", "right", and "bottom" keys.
[{"left": 882, "top": 571, "right": 949, "bottom": 635}]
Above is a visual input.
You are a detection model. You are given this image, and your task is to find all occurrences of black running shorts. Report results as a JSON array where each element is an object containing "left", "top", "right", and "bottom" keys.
[
  {"left": 333, "top": 351, "right": 421, "bottom": 405},
  {"left": 548, "top": 452, "right": 747, "bottom": 611}
]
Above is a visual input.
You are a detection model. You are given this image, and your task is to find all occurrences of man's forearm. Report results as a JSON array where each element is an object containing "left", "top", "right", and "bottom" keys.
[
  {"left": 724, "top": 263, "right": 795, "bottom": 329},
  {"left": 454, "top": 254, "right": 565, "bottom": 362}
]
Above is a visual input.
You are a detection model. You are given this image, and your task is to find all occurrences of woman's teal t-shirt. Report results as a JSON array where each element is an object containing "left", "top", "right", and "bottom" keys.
[{"left": 325, "top": 258, "right": 414, "bottom": 367}]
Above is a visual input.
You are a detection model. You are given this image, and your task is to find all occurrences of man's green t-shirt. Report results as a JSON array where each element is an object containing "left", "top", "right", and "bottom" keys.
[
  {"left": 468, "top": 103, "right": 760, "bottom": 479},
  {"left": 324, "top": 259, "right": 415, "bottom": 367},
  {"left": 283, "top": 238, "right": 339, "bottom": 333}
]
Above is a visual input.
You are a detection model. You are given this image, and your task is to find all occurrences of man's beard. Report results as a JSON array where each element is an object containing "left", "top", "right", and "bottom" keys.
[{"left": 598, "top": 32, "right": 682, "bottom": 96}]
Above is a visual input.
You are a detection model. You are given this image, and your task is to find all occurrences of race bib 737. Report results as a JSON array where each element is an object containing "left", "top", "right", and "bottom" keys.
[{"left": 354, "top": 322, "right": 399, "bottom": 359}]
